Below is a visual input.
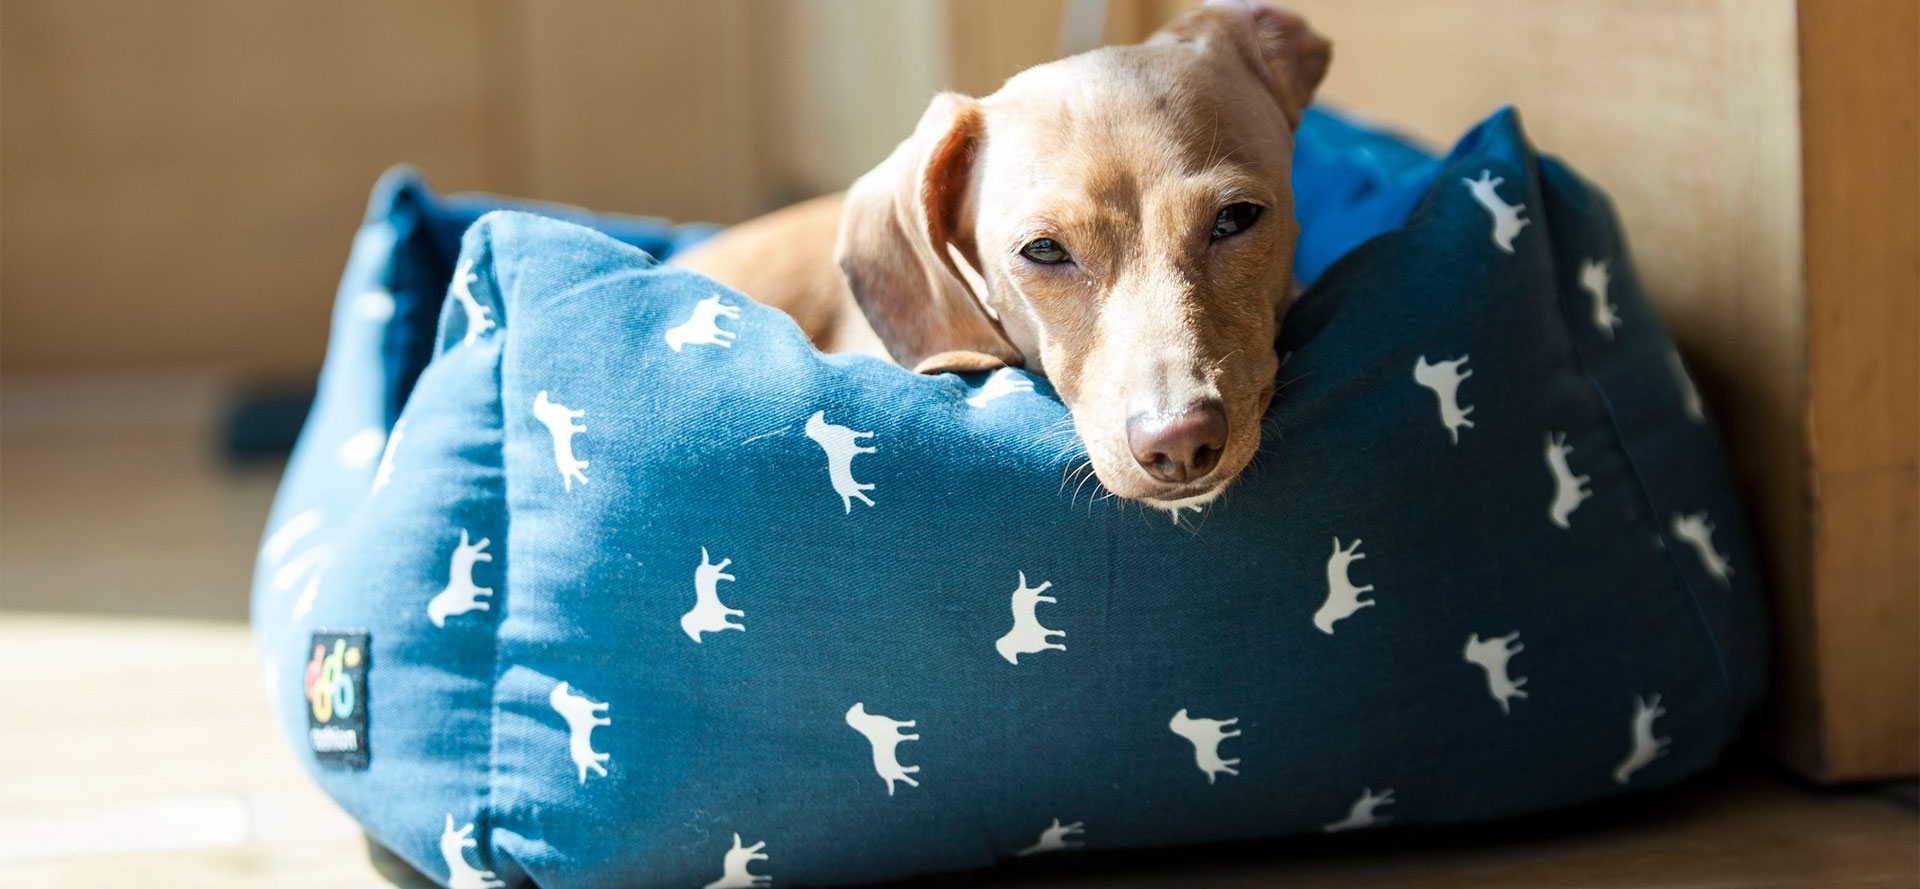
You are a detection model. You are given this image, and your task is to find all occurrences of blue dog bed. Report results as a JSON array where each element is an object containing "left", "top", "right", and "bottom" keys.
[{"left": 253, "top": 107, "right": 1766, "bottom": 888}]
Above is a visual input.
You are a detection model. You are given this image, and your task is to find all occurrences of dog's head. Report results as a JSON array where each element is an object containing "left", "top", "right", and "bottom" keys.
[{"left": 837, "top": 2, "right": 1330, "bottom": 509}]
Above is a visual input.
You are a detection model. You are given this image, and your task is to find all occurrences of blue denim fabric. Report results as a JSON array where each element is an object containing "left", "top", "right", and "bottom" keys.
[{"left": 252, "top": 109, "right": 1766, "bottom": 888}]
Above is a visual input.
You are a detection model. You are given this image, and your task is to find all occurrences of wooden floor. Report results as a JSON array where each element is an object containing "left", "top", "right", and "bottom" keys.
[{"left": 1, "top": 373, "right": 1915, "bottom": 888}]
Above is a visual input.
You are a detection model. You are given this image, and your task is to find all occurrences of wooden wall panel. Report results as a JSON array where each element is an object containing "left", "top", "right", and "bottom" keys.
[
  {"left": 0, "top": 0, "right": 497, "bottom": 376},
  {"left": 0, "top": 1, "right": 769, "bottom": 376},
  {"left": 1795, "top": 0, "right": 1919, "bottom": 781},
  {"left": 752, "top": 0, "right": 948, "bottom": 202},
  {"left": 947, "top": 0, "right": 1067, "bottom": 98},
  {"left": 511, "top": 1, "right": 763, "bottom": 225}
]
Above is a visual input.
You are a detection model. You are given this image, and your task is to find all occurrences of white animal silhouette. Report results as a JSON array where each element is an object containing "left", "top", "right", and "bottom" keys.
[
  {"left": 680, "top": 547, "right": 745, "bottom": 642},
  {"left": 355, "top": 288, "right": 396, "bottom": 322},
  {"left": 259, "top": 658, "right": 279, "bottom": 707},
  {"left": 1323, "top": 787, "right": 1395, "bottom": 833},
  {"left": 438, "top": 815, "right": 505, "bottom": 889},
  {"left": 1314, "top": 537, "right": 1377, "bottom": 634},
  {"left": 1579, "top": 258, "right": 1621, "bottom": 338},
  {"left": 1463, "top": 631, "right": 1530, "bottom": 714},
  {"left": 291, "top": 564, "right": 325, "bottom": 621},
  {"left": 1412, "top": 355, "right": 1476, "bottom": 445},
  {"left": 372, "top": 418, "right": 405, "bottom": 493},
  {"left": 1015, "top": 818, "right": 1085, "bottom": 856},
  {"left": 277, "top": 541, "right": 331, "bottom": 620},
  {"left": 1463, "top": 169, "right": 1530, "bottom": 253},
  {"left": 1612, "top": 693, "right": 1671, "bottom": 784},
  {"left": 804, "top": 411, "right": 875, "bottom": 513},
  {"left": 1667, "top": 349, "right": 1705, "bottom": 423},
  {"left": 995, "top": 572, "right": 1064, "bottom": 664},
  {"left": 549, "top": 681, "right": 610, "bottom": 784},
  {"left": 1168, "top": 708, "right": 1241, "bottom": 784},
  {"left": 1544, "top": 432, "right": 1592, "bottom": 529},
  {"left": 272, "top": 543, "right": 331, "bottom": 593},
  {"left": 966, "top": 368, "right": 1035, "bottom": 407},
  {"left": 429, "top": 530, "right": 494, "bottom": 627},
  {"left": 701, "top": 833, "right": 770, "bottom": 889},
  {"left": 338, "top": 426, "right": 386, "bottom": 470},
  {"left": 666, "top": 294, "right": 742, "bottom": 351},
  {"left": 533, "top": 391, "right": 589, "bottom": 491},
  {"left": 450, "top": 258, "right": 495, "bottom": 346},
  {"left": 261, "top": 509, "right": 324, "bottom": 565},
  {"left": 1671, "top": 512, "right": 1733, "bottom": 586},
  {"left": 845, "top": 702, "right": 920, "bottom": 795}
]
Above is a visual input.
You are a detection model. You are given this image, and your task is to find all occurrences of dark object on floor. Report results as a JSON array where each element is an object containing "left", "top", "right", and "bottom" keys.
[{"left": 223, "top": 384, "right": 314, "bottom": 462}]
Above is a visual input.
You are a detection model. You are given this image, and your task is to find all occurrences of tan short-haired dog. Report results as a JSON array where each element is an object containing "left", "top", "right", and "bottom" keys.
[{"left": 675, "top": 1, "right": 1330, "bottom": 510}]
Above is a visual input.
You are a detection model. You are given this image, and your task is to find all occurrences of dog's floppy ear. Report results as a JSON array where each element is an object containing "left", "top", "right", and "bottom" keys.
[
  {"left": 1152, "top": 1, "right": 1331, "bottom": 129},
  {"left": 836, "top": 93, "right": 1021, "bottom": 375}
]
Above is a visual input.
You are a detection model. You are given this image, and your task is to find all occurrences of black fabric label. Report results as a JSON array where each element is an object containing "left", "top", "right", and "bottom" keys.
[{"left": 304, "top": 630, "right": 370, "bottom": 769}]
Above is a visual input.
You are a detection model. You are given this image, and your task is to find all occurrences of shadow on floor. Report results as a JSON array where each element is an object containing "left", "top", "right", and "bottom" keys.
[{"left": 0, "top": 373, "right": 289, "bottom": 622}]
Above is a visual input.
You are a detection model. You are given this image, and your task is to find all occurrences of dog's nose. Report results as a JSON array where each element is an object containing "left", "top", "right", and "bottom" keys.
[{"left": 1127, "top": 400, "right": 1228, "bottom": 483}]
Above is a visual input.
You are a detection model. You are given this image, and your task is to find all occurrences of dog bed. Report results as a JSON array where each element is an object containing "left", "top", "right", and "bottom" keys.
[{"left": 252, "top": 108, "right": 1766, "bottom": 889}]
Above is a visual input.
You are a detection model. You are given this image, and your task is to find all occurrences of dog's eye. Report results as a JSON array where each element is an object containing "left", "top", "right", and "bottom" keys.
[
  {"left": 1020, "top": 238, "right": 1071, "bottom": 264},
  {"left": 1211, "top": 203, "right": 1262, "bottom": 241}
]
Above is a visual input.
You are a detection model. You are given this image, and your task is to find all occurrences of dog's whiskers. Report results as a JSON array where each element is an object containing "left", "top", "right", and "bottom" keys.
[
  {"left": 1206, "top": 348, "right": 1243, "bottom": 379},
  {"left": 1058, "top": 457, "right": 1092, "bottom": 495},
  {"left": 1071, "top": 461, "right": 1103, "bottom": 509}
]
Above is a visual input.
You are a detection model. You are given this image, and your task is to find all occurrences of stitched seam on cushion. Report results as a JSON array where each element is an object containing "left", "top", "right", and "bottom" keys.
[
  {"left": 1532, "top": 168, "right": 1740, "bottom": 737},
  {"left": 1578, "top": 381, "right": 1738, "bottom": 729},
  {"left": 476, "top": 242, "right": 514, "bottom": 879}
]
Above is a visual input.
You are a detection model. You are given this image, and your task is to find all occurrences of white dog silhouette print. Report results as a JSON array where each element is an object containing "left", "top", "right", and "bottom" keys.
[
  {"left": 1463, "top": 169, "right": 1530, "bottom": 253},
  {"left": 1667, "top": 348, "right": 1705, "bottom": 423},
  {"left": 272, "top": 543, "right": 331, "bottom": 594},
  {"left": 680, "top": 547, "right": 745, "bottom": 642},
  {"left": 1612, "top": 693, "right": 1671, "bottom": 784},
  {"left": 372, "top": 418, "right": 405, "bottom": 493},
  {"left": 260, "top": 509, "right": 324, "bottom": 566},
  {"left": 1314, "top": 537, "right": 1377, "bottom": 634},
  {"left": 1169, "top": 708, "right": 1241, "bottom": 784},
  {"left": 701, "top": 833, "right": 770, "bottom": 889},
  {"left": 1579, "top": 258, "right": 1622, "bottom": 338},
  {"left": 1412, "top": 355, "right": 1476, "bottom": 445},
  {"left": 355, "top": 287, "right": 396, "bottom": 322},
  {"left": 428, "top": 530, "right": 494, "bottom": 628},
  {"left": 549, "top": 681, "right": 610, "bottom": 784},
  {"left": 1015, "top": 818, "right": 1085, "bottom": 856},
  {"left": 966, "top": 368, "right": 1035, "bottom": 408},
  {"left": 1671, "top": 512, "right": 1732, "bottom": 586},
  {"left": 449, "top": 258, "right": 495, "bottom": 346},
  {"left": 1323, "top": 787, "right": 1395, "bottom": 833},
  {"left": 845, "top": 702, "right": 920, "bottom": 795},
  {"left": 291, "top": 563, "right": 326, "bottom": 621},
  {"left": 533, "top": 391, "right": 589, "bottom": 491},
  {"left": 274, "top": 537, "right": 331, "bottom": 620},
  {"left": 337, "top": 426, "right": 386, "bottom": 470},
  {"left": 805, "top": 411, "right": 875, "bottom": 513},
  {"left": 666, "top": 294, "right": 742, "bottom": 351},
  {"left": 1544, "top": 432, "right": 1593, "bottom": 528},
  {"left": 995, "top": 572, "right": 1064, "bottom": 664},
  {"left": 1463, "top": 631, "right": 1530, "bottom": 714},
  {"left": 439, "top": 815, "right": 505, "bottom": 889}
]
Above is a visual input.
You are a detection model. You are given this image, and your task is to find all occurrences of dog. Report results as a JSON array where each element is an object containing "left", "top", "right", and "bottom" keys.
[{"left": 673, "top": 1, "right": 1330, "bottom": 509}]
